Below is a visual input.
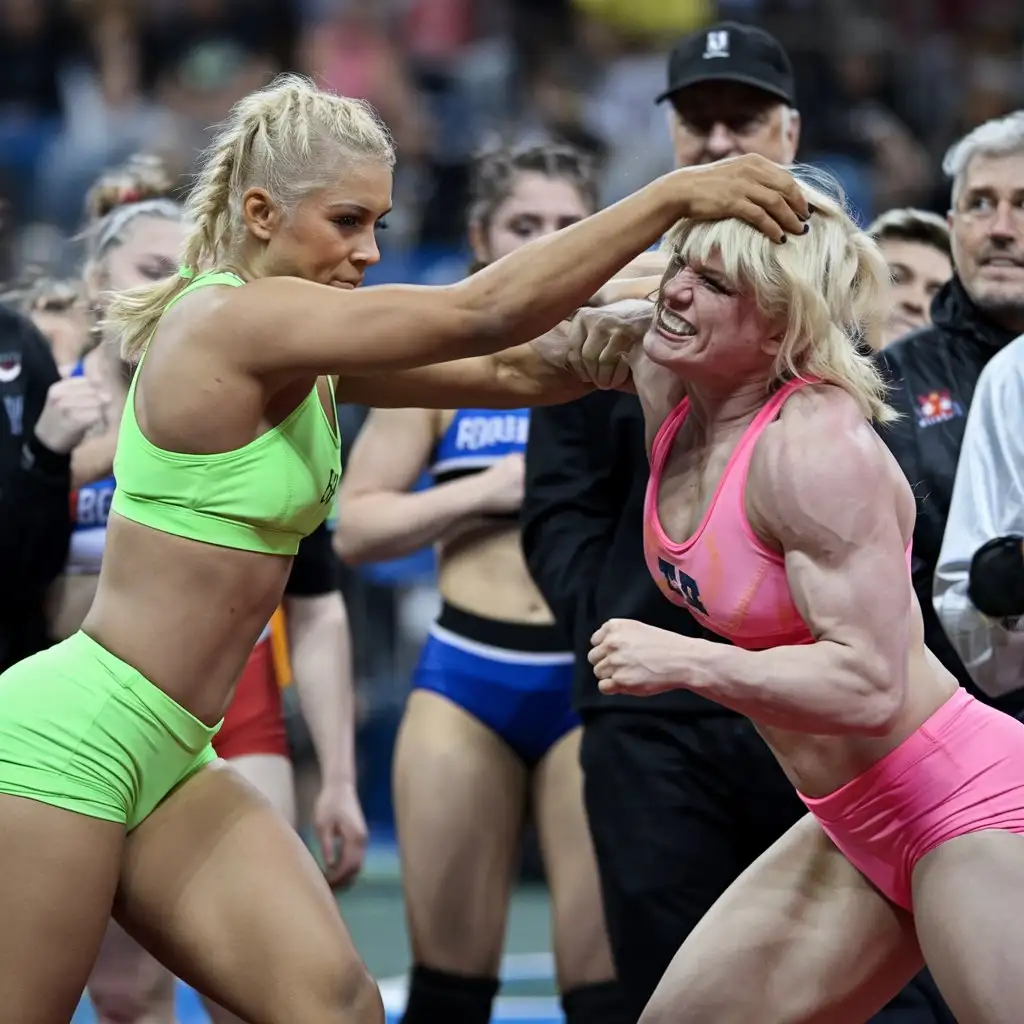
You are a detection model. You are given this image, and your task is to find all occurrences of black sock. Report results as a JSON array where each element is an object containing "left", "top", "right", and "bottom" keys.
[
  {"left": 562, "top": 980, "right": 634, "bottom": 1024},
  {"left": 400, "top": 964, "right": 499, "bottom": 1024}
]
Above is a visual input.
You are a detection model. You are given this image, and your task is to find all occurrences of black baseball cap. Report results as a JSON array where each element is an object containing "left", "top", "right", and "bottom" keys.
[{"left": 656, "top": 22, "right": 795, "bottom": 106}]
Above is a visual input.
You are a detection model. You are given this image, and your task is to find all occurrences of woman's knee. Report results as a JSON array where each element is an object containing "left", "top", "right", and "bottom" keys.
[
  {"left": 312, "top": 960, "right": 384, "bottom": 1024},
  {"left": 88, "top": 961, "right": 177, "bottom": 1024}
]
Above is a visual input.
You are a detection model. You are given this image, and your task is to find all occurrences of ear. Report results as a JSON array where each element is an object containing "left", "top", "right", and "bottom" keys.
[
  {"left": 783, "top": 107, "right": 801, "bottom": 162},
  {"left": 760, "top": 320, "right": 785, "bottom": 357},
  {"left": 81, "top": 259, "right": 103, "bottom": 300},
  {"left": 467, "top": 219, "right": 490, "bottom": 267},
  {"left": 241, "top": 187, "right": 279, "bottom": 242}
]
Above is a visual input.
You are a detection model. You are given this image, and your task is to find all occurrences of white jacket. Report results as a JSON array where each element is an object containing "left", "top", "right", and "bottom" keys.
[{"left": 934, "top": 333, "right": 1024, "bottom": 697}]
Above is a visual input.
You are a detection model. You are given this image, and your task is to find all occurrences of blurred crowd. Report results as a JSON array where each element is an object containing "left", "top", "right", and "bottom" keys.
[{"left": 0, "top": 0, "right": 1022, "bottom": 275}]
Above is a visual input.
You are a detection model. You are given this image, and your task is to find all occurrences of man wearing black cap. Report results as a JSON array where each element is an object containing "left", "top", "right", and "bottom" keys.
[
  {"left": 522, "top": 20, "right": 953, "bottom": 1024},
  {"left": 658, "top": 21, "right": 799, "bottom": 169}
]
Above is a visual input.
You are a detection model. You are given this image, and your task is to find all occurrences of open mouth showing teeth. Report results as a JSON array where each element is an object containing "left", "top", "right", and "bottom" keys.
[{"left": 657, "top": 307, "right": 697, "bottom": 338}]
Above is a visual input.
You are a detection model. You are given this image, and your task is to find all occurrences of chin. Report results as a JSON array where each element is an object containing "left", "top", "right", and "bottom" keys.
[{"left": 643, "top": 330, "right": 696, "bottom": 371}]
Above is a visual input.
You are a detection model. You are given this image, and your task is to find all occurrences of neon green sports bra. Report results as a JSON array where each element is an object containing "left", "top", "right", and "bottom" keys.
[{"left": 110, "top": 271, "right": 341, "bottom": 556}]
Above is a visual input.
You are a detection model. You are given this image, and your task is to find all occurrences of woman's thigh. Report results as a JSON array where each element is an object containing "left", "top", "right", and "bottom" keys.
[
  {"left": 393, "top": 690, "right": 528, "bottom": 976},
  {"left": 640, "top": 815, "right": 924, "bottom": 1024},
  {"left": 115, "top": 761, "right": 381, "bottom": 1024}
]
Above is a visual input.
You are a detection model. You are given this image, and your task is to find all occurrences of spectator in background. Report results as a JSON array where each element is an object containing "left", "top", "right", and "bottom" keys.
[
  {"left": 935, "top": 332, "right": 1024, "bottom": 705},
  {"left": 4, "top": 274, "right": 88, "bottom": 370},
  {"left": 0, "top": 303, "right": 105, "bottom": 671},
  {"left": 867, "top": 208, "right": 953, "bottom": 348},
  {"left": 336, "top": 142, "right": 627, "bottom": 1024},
  {"left": 878, "top": 110, "right": 1024, "bottom": 717},
  {"left": 524, "top": 20, "right": 952, "bottom": 1024}
]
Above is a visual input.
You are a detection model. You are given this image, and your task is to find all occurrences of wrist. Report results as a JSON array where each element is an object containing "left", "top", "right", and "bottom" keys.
[
  {"left": 459, "top": 469, "right": 500, "bottom": 516},
  {"left": 23, "top": 432, "right": 72, "bottom": 476},
  {"left": 655, "top": 168, "right": 695, "bottom": 220},
  {"left": 319, "top": 762, "right": 356, "bottom": 787}
]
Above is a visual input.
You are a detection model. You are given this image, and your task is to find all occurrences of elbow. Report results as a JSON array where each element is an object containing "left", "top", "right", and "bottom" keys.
[
  {"left": 853, "top": 659, "right": 907, "bottom": 737},
  {"left": 859, "top": 689, "right": 905, "bottom": 737},
  {"left": 828, "top": 644, "right": 906, "bottom": 736},
  {"left": 331, "top": 525, "right": 373, "bottom": 567}
]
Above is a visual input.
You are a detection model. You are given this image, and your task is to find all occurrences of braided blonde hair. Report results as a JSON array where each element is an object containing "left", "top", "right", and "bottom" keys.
[{"left": 105, "top": 74, "right": 395, "bottom": 361}]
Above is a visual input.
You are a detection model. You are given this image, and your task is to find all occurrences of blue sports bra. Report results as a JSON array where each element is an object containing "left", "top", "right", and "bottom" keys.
[
  {"left": 66, "top": 358, "right": 116, "bottom": 575},
  {"left": 429, "top": 408, "right": 530, "bottom": 485}
]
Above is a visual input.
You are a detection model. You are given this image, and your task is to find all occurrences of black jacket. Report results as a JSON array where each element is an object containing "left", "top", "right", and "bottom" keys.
[
  {"left": 0, "top": 307, "right": 73, "bottom": 671},
  {"left": 876, "top": 275, "right": 1024, "bottom": 714},
  {"left": 522, "top": 389, "right": 729, "bottom": 714}
]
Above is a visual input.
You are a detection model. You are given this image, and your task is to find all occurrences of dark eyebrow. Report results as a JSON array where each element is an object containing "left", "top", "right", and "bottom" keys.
[{"left": 326, "top": 202, "right": 394, "bottom": 219}]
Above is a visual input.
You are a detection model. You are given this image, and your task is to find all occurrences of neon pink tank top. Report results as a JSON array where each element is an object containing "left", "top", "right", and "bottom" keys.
[{"left": 643, "top": 378, "right": 814, "bottom": 650}]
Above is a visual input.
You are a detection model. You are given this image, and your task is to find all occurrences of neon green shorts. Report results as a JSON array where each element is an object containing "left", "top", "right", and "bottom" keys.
[{"left": 0, "top": 631, "right": 220, "bottom": 830}]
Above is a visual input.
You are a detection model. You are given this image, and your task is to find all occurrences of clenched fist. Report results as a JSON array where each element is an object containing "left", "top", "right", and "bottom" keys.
[{"left": 33, "top": 376, "right": 110, "bottom": 455}]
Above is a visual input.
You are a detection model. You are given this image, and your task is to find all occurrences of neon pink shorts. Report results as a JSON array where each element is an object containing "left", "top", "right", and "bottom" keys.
[{"left": 799, "top": 688, "right": 1024, "bottom": 910}]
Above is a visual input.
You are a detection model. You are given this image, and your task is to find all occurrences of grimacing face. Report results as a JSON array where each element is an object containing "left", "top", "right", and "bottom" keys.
[
  {"left": 667, "top": 81, "right": 799, "bottom": 169},
  {"left": 645, "top": 249, "right": 778, "bottom": 381},
  {"left": 950, "top": 150, "right": 1024, "bottom": 327},
  {"left": 876, "top": 237, "right": 952, "bottom": 348},
  {"left": 471, "top": 170, "right": 594, "bottom": 265},
  {"left": 246, "top": 161, "right": 394, "bottom": 289}
]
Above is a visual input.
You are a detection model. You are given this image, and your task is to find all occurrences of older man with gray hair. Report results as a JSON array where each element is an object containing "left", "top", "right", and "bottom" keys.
[{"left": 878, "top": 109, "right": 1024, "bottom": 716}]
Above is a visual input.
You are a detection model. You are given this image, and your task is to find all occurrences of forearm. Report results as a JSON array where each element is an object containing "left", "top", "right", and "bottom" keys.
[
  {"left": 674, "top": 637, "right": 901, "bottom": 735},
  {"left": 453, "top": 178, "right": 679, "bottom": 350},
  {"left": 335, "top": 476, "right": 492, "bottom": 565},
  {"left": 71, "top": 432, "right": 117, "bottom": 489},
  {"left": 492, "top": 345, "right": 595, "bottom": 403},
  {"left": 286, "top": 594, "right": 357, "bottom": 783}
]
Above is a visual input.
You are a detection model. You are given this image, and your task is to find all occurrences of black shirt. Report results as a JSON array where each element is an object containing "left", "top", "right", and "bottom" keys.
[
  {"left": 0, "top": 307, "right": 72, "bottom": 671},
  {"left": 876, "top": 275, "right": 1024, "bottom": 714},
  {"left": 522, "top": 389, "right": 729, "bottom": 714},
  {"left": 286, "top": 522, "right": 338, "bottom": 598}
]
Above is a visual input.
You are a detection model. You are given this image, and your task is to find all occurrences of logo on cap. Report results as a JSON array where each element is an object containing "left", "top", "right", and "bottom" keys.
[{"left": 703, "top": 30, "right": 730, "bottom": 59}]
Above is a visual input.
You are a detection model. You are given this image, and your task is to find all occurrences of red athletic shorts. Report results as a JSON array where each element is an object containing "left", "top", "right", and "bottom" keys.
[{"left": 213, "top": 636, "right": 288, "bottom": 760}]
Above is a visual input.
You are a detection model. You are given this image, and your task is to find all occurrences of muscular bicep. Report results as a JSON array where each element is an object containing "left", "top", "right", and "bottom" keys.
[
  {"left": 753, "top": 399, "right": 914, "bottom": 685},
  {"left": 337, "top": 407, "right": 437, "bottom": 500}
]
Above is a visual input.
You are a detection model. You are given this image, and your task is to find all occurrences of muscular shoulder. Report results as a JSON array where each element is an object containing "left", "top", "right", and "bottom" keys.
[{"left": 749, "top": 384, "right": 914, "bottom": 550}]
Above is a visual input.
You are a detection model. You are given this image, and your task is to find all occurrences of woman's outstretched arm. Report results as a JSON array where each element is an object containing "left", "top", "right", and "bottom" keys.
[{"left": 224, "top": 156, "right": 808, "bottom": 380}]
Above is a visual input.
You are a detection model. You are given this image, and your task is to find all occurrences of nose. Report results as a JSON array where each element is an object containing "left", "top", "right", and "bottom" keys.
[
  {"left": 899, "top": 293, "right": 925, "bottom": 317},
  {"left": 704, "top": 122, "right": 738, "bottom": 159},
  {"left": 662, "top": 268, "right": 696, "bottom": 307},
  {"left": 987, "top": 200, "right": 1019, "bottom": 243},
  {"left": 352, "top": 228, "right": 381, "bottom": 268}
]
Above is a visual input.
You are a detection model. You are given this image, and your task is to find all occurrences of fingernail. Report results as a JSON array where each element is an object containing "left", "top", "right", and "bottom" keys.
[
  {"left": 802, "top": 223, "right": 810, "bottom": 234},
  {"left": 779, "top": 234, "right": 787, "bottom": 243}
]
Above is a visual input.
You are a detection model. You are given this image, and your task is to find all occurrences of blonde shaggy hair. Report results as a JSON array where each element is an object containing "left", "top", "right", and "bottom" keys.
[{"left": 662, "top": 168, "right": 896, "bottom": 424}]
